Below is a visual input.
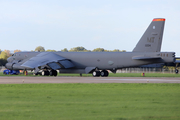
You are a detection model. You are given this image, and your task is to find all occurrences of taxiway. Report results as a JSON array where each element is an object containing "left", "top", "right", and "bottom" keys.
[{"left": 0, "top": 76, "right": 180, "bottom": 84}]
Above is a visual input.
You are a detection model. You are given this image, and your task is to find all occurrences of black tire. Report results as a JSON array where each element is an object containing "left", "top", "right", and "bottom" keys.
[
  {"left": 53, "top": 70, "right": 57, "bottom": 76},
  {"left": 42, "top": 71, "right": 50, "bottom": 76},
  {"left": 104, "top": 70, "right": 109, "bottom": 77},
  {"left": 175, "top": 69, "right": 179, "bottom": 74},
  {"left": 50, "top": 70, "right": 54, "bottom": 76},
  {"left": 101, "top": 70, "right": 109, "bottom": 77},
  {"left": 49, "top": 70, "right": 57, "bottom": 76},
  {"left": 101, "top": 70, "right": 105, "bottom": 77},
  {"left": 92, "top": 71, "right": 101, "bottom": 77},
  {"left": 45, "top": 71, "right": 50, "bottom": 76}
]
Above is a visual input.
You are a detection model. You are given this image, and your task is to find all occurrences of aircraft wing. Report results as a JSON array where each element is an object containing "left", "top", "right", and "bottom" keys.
[
  {"left": 21, "top": 52, "right": 75, "bottom": 70},
  {"left": 132, "top": 56, "right": 161, "bottom": 60}
]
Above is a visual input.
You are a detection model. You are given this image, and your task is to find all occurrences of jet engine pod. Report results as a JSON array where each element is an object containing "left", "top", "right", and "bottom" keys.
[
  {"left": 5, "top": 63, "right": 14, "bottom": 69},
  {"left": 12, "top": 64, "right": 25, "bottom": 70},
  {"left": 5, "top": 63, "right": 25, "bottom": 70}
]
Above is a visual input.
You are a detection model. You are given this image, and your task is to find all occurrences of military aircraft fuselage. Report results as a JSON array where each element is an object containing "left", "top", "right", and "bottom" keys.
[
  {"left": 4, "top": 18, "right": 176, "bottom": 77},
  {"left": 6, "top": 51, "right": 175, "bottom": 73}
]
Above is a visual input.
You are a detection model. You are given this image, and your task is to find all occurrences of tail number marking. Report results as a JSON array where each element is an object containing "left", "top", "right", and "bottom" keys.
[{"left": 147, "top": 37, "right": 155, "bottom": 43}]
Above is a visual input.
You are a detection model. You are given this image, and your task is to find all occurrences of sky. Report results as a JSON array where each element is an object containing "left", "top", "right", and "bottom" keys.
[{"left": 0, "top": 0, "right": 180, "bottom": 55}]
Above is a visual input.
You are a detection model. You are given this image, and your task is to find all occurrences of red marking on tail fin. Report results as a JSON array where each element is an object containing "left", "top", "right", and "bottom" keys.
[{"left": 153, "top": 18, "right": 165, "bottom": 21}]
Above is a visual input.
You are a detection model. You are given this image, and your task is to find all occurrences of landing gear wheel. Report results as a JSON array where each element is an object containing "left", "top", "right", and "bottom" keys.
[
  {"left": 101, "top": 70, "right": 109, "bottom": 77},
  {"left": 175, "top": 69, "right": 179, "bottom": 74},
  {"left": 42, "top": 71, "right": 45, "bottom": 76},
  {"left": 50, "top": 70, "right": 53, "bottom": 76},
  {"left": 53, "top": 70, "right": 57, "bottom": 76},
  {"left": 50, "top": 70, "right": 58, "bottom": 76},
  {"left": 45, "top": 71, "right": 50, "bottom": 76},
  {"left": 42, "top": 71, "right": 50, "bottom": 76},
  {"left": 92, "top": 71, "right": 101, "bottom": 77}
]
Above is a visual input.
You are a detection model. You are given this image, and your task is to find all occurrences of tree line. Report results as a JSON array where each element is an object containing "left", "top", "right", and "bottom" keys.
[
  {"left": 0, "top": 49, "right": 21, "bottom": 66},
  {"left": 35, "top": 46, "right": 126, "bottom": 52},
  {"left": 0, "top": 46, "right": 126, "bottom": 66}
]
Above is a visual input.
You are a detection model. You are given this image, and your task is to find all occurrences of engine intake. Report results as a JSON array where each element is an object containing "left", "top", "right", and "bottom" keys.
[
  {"left": 5, "top": 63, "right": 14, "bottom": 69},
  {"left": 5, "top": 63, "right": 25, "bottom": 70}
]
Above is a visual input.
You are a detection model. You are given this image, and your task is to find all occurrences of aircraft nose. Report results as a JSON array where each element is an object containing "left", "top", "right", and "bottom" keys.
[{"left": 7, "top": 57, "right": 12, "bottom": 62}]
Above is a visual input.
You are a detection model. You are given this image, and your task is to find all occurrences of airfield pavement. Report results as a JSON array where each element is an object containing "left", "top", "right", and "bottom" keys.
[{"left": 0, "top": 76, "right": 180, "bottom": 84}]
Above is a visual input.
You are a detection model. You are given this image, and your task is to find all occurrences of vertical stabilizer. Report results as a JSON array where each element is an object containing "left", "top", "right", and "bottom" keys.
[{"left": 133, "top": 18, "right": 165, "bottom": 52}]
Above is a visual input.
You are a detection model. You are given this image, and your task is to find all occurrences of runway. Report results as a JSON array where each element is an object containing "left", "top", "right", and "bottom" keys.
[{"left": 0, "top": 76, "right": 180, "bottom": 84}]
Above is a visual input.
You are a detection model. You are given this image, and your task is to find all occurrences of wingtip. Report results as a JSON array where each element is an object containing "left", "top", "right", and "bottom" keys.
[{"left": 153, "top": 18, "right": 165, "bottom": 21}]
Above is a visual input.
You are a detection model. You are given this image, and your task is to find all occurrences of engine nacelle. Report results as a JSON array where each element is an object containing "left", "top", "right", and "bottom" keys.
[
  {"left": 5, "top": 63, "right": 26, "bottom": 70},
  {"left": 12, "top": 64, "right": 26, "bottom": 70},
  {"left": 5, "top": 63, "right": 13, "bottom": 70}
]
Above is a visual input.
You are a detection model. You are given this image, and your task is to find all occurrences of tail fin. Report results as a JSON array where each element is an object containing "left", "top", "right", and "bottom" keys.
[{"left": 133, "top": 18, "right": 165, "bottom": 52}]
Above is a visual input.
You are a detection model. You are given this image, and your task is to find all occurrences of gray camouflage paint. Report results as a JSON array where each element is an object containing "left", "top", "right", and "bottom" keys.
[{"left": 5, "top": 18, "right": 175, "bottom": 74}]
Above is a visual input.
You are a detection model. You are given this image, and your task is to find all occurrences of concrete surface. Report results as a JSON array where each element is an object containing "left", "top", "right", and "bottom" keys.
[{"left": 0, "top": 76, "right": 180, "bottom": 84}]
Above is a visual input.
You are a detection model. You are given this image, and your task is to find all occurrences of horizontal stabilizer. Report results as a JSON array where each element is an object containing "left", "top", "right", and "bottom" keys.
[{"left": 132, "top": 56, "right": 161, "bottom": 60}]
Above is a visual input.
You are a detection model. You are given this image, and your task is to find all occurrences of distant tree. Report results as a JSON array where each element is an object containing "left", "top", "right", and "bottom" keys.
[
  {"left": 0, "top": 49, "right": 1, "bottom": 54},
  {"left": 110, "top": 49, "right": 121, "bottom": 52},
  {"left": 92, "top": 48, "right": 108, "bottom": 52},
  {"left": 122, "top": 50, "right": 126, "bottom": 52},
  {"left": 4, "top": 50, "right": 11, "bottom": 57},
  {"left": 69, "top": 47, "right": 90, "bottom": 52},
  {"left": 0, "top": 51, "right": 8, "bottom": 60},
  {"left": 46, "top": 49, "right": 56, "bottom": 52},
  {"left": 14, "top": 49, "right": 21, "bottom": 53},
  {"left": 0, "top": 59, "right": 7, "bottom": 66},
  {"left": 35, "top": 46, "right": 45, "bottom": 52},
  {"left": 61, "top": 48, "right": 68, "bottom": 52}
]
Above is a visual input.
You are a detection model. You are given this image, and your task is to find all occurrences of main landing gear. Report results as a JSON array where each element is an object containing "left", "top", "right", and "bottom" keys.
[
  {"left": 34, "top": 70, "right": 58, "bottom": 76},
  {"left": 92, "top": 70, "right": 109, "bottom": 77},
  {"left": 42, "top": 70, "right": 57, "bottom": 76}
]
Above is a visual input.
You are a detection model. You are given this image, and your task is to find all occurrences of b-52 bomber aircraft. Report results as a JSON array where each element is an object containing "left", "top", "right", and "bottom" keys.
[{"left": 5, "top": 18, "right": 175, "bottom": 77}]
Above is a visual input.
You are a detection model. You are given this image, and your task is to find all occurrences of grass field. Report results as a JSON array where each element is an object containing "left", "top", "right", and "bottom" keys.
[
  {"left": 0, "top": 83, "right": 180, "bottom": 120},
  {"left": 1, "top": 72, "right": 180, "bottom": 77}
]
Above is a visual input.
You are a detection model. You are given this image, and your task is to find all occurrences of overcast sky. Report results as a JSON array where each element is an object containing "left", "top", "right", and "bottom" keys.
[{"left": 0, "top": 0, "right": 180, "bottom": 55}]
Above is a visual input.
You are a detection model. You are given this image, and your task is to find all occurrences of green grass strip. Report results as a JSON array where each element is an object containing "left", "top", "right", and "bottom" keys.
[{"left": 0, "top": 83, "right": 180, "bottom": 120}]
